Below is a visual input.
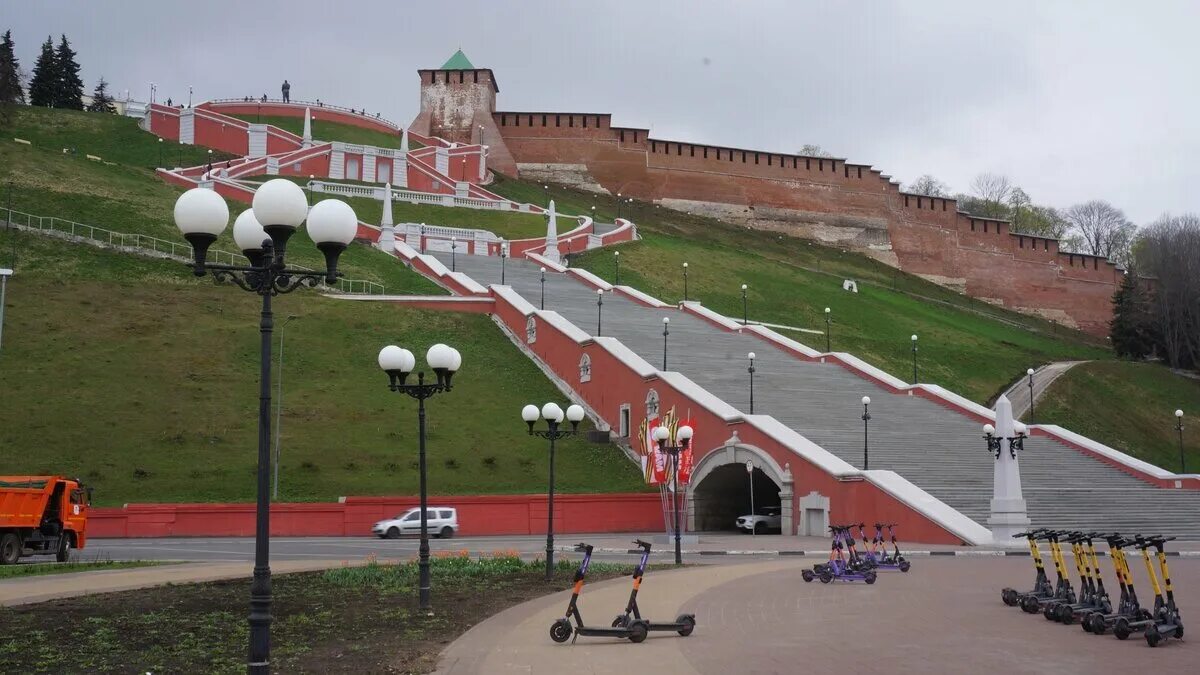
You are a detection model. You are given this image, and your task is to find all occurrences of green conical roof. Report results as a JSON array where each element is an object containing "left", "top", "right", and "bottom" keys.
[{"left": 440, "top": 49, "right": 475, "bottom": 70}]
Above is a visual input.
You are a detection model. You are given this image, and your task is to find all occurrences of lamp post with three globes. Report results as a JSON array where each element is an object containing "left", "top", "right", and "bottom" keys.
[{"left": 522, "top": 402, "right": 586, "bottom": 580}]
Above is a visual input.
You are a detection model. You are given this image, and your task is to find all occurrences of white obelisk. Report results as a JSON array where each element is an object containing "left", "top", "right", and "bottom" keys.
[
  {"left": 544, "top": 199, "right": 561, "bottom": 263},
  {"left": 378, "top": 182, "right": 395, "bottom": 251},
  {"left": 301, "top": 107, "right": 313, "bottom": 148},
  {"left": 988, "top": 394, "right": 1031, "bottom": 545}
]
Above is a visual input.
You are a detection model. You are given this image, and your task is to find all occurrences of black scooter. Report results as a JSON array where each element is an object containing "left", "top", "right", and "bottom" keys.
[
  {"left": 611, "top": 539, "right": 696, "bottom": 636},
  {"left": 550, "top": 543, "right": 649, "bottom": 644}
]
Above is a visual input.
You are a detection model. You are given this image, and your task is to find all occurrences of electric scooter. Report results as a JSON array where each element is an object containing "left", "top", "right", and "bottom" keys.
[
  {"left": 1053, "top": 532, "right": 1112, "bottom": 624},
  {"left": 550, "top": 543, "right": 649, "bottom": 644},
  {"left": 802, "top": 525, "right": 877, "bottom": 584},
  {"left": 1019, "top": 530, "right": 1076, "bottom": 614},
  {"left": 1002, "top": 529, "right": 1052, "bottom": 607},
  {"left": 1085, "top": 534, "right": 1151, "bottom": 635},
  {"left": 610, "top": 539, "right": 697, "bottom": 636},
  {"left": 1113, "top": 535, "right": 1184, "bottom": 646},
  {"left": 860, "top": 523, "right": 911, "bottom": 572}
]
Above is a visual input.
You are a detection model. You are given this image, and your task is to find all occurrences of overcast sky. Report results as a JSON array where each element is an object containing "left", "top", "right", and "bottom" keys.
[{"left": 7, "top": 0, "right": 1198, "bottom": 222}]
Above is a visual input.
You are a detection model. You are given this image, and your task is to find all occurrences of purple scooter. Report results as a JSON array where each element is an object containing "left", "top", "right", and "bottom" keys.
[{"left": 802, "top": 524, "right": 877, "bottom": 584}]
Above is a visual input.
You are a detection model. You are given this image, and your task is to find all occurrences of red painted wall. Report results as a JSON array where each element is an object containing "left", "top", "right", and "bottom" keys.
[{"left": 88, "top": 493, "right": 660, "bottom": 538}]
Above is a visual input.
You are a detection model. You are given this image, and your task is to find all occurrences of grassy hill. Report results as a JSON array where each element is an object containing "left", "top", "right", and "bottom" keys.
[
  {"left": 1036, "top": 362, "right": 1200, "bottom": 472},
  {"left": 0, "top": 231, "right": 646, "bottom": 505},
  {"left": 486, "top": 175, "right": 1112, "bottom": 403},
  {"left": 225, "top": 113, "right": 413, "bottom": 149}
]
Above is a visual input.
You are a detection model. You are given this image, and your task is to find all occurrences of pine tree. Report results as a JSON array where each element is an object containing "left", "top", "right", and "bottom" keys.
[
  {"left": 27, "top": 36, "right": 56, "bottom": 107},
  {"left": 1109, "top": 273, "right": 1159, "bottom": 360},
  {"left": 0, "top": 31, "right": 24, "bottom": 104},
  {"left": 54, "top": 34, "right": 84, "bottom": 109},
  {"left": 86, "top": 76, "right": 115, "bottom": 113}
]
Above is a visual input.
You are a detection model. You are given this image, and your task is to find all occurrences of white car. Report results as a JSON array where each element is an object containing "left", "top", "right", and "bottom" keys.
[
  {"left": 735, "top": 506, "right": 781, "bottom": 534},
  {"left": 372, "top": 507, "right": 459, "bottom": 539}
]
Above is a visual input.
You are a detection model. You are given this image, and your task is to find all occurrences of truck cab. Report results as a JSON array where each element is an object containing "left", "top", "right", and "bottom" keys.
[{"left": 0, "top": 476, "right": 90, "bottom": 564}]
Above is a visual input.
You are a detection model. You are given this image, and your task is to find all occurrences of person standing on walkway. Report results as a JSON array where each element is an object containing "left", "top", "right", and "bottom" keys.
[{"left": 282, "top": 79, "right": 291, "bottom": 103}]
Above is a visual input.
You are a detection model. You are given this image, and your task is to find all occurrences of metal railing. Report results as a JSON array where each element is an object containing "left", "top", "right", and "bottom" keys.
[
  {"left": 205, "top": 98, "right": 403, "bottom": 130},
  {"left": 2, "top": 207, "right": 386, "bottom": 296}
]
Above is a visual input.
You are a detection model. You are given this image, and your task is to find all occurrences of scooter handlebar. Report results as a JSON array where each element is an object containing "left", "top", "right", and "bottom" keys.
[
  {"left": 633, "top": 539, "right": 652, "bottom": 550},
  {"left": 574, "top": 542, "right": 593, "bottom": 552}
]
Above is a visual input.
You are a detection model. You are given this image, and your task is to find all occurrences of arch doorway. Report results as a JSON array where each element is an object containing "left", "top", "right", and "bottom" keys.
[{"left": 687, "top": 438, "right": 794, "bottom": 534}]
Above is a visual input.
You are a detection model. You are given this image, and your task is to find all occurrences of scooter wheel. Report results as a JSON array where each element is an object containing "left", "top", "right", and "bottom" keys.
[
  {"left": 1001, "top": 589, "right": 1016, "bottom": 606},
  {"left": 611, "top": 615, "right": 629, "bottom": 628},
  {"left": 1145, "top": 631, "right": 1161, "bottom": 648},
  {"left": 1081, "top": 613, "right": 1095, "bottom": 633},
  {"left": 802, "top": 570, "right": 814, "bottom": 583},
  {"left": 1020, "top": 595, "right": 1039, "bottom": 614},
  {"left": 864, "top": 571, "right": 877, "bottom": 585},
  {"left": 899, "top": 561, "right": 911, "bottom": 573},
  {"left": 628, "top": 621, "right": 648, "bottom": 643},
  {"left": 676, "top": 614, "right": 696, "bottom": 637},
  {"left": 1092, "top": 619, "right": 1108, "bottom": 636},
  {"left": 1174, "top": 624, "right": 1183, "bottom": 639},
  {"left": 550, "top": 619, "right": 572, "bottom": 643},
  {"left": 1113, "top": 618, "right": 1131, "bottom": 641},
  {"left": 819, "top": 570, "right": 833, "bottom": 584}
]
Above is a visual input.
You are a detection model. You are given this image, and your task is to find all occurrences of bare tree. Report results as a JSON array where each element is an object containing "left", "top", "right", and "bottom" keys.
[
  {"left": 906, "top": 174, "right": 949, "bottom": 197},
  {"left": 797, "top": 144, "right": 833, "bottom": 158},
  {"left": 1139, "top": 214, "right": 1200, "bottom": 369},
  {"left": 1064, "top": 200, "right": 1136, "bottom": 264},
  {"left": 970, "top": 173, "right": 1013, "bottom": 204}
]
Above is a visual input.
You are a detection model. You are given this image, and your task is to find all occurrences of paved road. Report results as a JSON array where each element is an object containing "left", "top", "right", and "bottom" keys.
[
  {"left": 436, "top": 556, "right": 1199, "bottom": 675},
  {"left": 1002, "top": 361, "right": 1087, "bottom": 420}
]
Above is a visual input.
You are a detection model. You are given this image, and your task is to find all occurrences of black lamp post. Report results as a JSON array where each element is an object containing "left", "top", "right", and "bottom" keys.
[
  {"left": 1176, "top": 410, "right": 1186, "bottom": 473},
  {"left": 741, "top": 284, "right": 749, "bottom": 325},
  {"left": 522, "top": 401, "right": 585, "bottom": 580},
  {"left": 596, "top": 288, "right": 604, "bottom": 336},
  {"left": 450, "top": 237, "right": 457, "bottom": 272},
  {"left": 377, "top": 342, "right": 463, "bottom": 613},
  {"left": 500, "top": 240, "right": 508, "bottom": 285},
  {"left": 616, "top": 192, "right": 623, "bottom": 220},
  {"left": 1026, "top": 368, "right": 1036, "bottom": 423},
  {"left": 861, "top": 396, "right": 871, "bottom": 470},
  {"left": 539, "top": 267, "right": 546, "bottom": 310},
  {"left": 682, "top": 262, "right": 689, "bottom": 302},
  {"left": 983, "top": 422, "right": 1027, "bottom": 460},
  {"left": 157, "top": 137, "right": 163, "bottom": 168},
  {"left": 173, "top": 180, "right": 357, "bottom": 675},
  {"left": 614, "top": 250, "right": 620, "bottom": 286},
  {"left": 910, "top": 334, "right": 919, "bottom": 382},
  {"left": 824, "top": 307, "right": 831, "bottom": 352},
  {"left": 591, "top": 206, "right": 596, "bottom": 233},
  {"left": 653, "top": 424, "right": 694, "bottom": 564},
  {"left": 747, "top": 352, "right": 756, "bottom": 414},
  {"left": 307, "top": 175, "right": 315, "bottom": 207},
  {"left": 661, "top": 317, "right": 670, "bottom": 370}
]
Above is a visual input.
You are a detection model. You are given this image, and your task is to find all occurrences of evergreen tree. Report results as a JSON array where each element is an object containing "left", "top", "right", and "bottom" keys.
[
  {"left": 1109, "top": 273, "right": 1159, "bottom": 360},
  {"left": 0, "top": 31, "right": 24, "bottom": 104},
  {"left": 86, "top": 76, "right": 115, "bottom": 113},
  {"left": 27, "top": 35, "right": 56, "bottom": 107},
  {"left": 54, "top": 34, "right": 84, "bottom": 109}
]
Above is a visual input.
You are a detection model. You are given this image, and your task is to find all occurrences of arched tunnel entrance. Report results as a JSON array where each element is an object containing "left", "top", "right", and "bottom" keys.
[{"left": 692, "top": 465, "right": 782, "bottom": 532}]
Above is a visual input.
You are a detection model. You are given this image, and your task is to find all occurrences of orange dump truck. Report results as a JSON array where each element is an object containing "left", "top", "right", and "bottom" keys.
[{"left": 0, "top": 476, "right": 90, "bottom": 564}]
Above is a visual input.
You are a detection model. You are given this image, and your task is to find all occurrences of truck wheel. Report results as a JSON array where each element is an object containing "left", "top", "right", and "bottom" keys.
[
  {"left": 0, "top": 533, "right": 20, "bottom": 565},
  {"left": 56, "top": 533, "right": 74, "bottom": 563}
]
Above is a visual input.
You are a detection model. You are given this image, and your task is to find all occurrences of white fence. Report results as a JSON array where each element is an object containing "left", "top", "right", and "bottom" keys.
[
  {"left": 1, "top": 207, "right": 385, "bottom": 296},
  {"left": 311, "top": 180, "right": 546, "bottom": 215}
]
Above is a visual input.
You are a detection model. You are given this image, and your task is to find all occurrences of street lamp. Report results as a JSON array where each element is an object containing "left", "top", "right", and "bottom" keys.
[
  {"left": 499, "top": 240, "right": 508, "bottom": 285},
  {"left": 377, "top": 342, "right": 463, "bottom": 613},
  {"left": 478, "top": 124, "right": 485, "bottom": 145},
  {"left": 682, "top": 262, "right": 689, "bottom": 302},
  {"left": 590, "top": 205, "right": 596, "bottom": 233},
  {"left": 539, "top": 267, "right": 546, "bottom": 310},
  {"left": 983, "top": 421, "right": 1027, "bottom": 460},
  {"left": 522, "top": 401, "right": 585, "bottom": 580},
  {"left": 1026, "top": 368, "right": 1036, "bottom": 423},
  {"left": 617, "top": 192, "right": 623, "bottom": 219},
  {"left": 824, "top": 307, "right": 831, "bottom": 352},
  {"left": 173, "top": 180, "right": 357, "bottom": 675},
  {"left": 1176, "top": 410, "right": 1186, "bottom": 473},
  {"left": 157, "top": 137, "right": 164, "bottom": 168},
  {"left": 910, "top": 334, "right": 919, "bottom": 382},
  {"left": 272, "top": 314, "right": 299, "bottom": 500},
  {"left": 741, "top": 284, "right": 749, "bottom": 325},
  {"left": 307, "top": 175, "right": 315, "bottom": 206},
  {"left": 861, "top": 396, "right": 871, "bottom": 470},
  {"left": 450, "top": 237, "right": 457, "bottom": 272},
  {"left": 746, "top": 459, "right": 756, "bottom": 537},
  {"left": 653, "top": 423, "right": 693, "bottom": 564},
  {"left": 614, "top": 250, "right": 620, "bottom": 285},
  {"left": 747, "top": 352, "right": 756, "bottom": 414},
  {"left": 596, "top": 288, "right": 604, "bottom": 336},
  {"left": 0, "top": 267, "right": 11, "bottom": 353},
  {"left": 661, "top": 317, "right": 670, "bottom": 370}
]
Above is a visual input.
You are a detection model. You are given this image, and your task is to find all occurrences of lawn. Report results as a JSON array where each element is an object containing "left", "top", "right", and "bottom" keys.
[
  {"left": 0, "top": 560, "right": 162, "bottom": 579},
  {"left": 225, "top": 113, "right": 414, "bottom": 149},
  {"left": 0, "top": 233, "right": 646, "bottom": 505},
  {"left": 0, "top": 553, "right": 640, "bottom": 674},
  {"left": 1036, "top": 361, "right": 1200, "bottom": 472},
  {"left": 486, "top": 175, "right": 1113, "bottom": 403}
]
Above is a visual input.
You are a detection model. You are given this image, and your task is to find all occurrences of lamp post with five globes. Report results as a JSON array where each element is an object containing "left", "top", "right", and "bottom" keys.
[
  {"left": 522, "top": 402, "right": 586, "bottom": 580},
  {"left": 172, "top": 179, "right": 359, "bottom": 675},
  {"left": 377, "top": 343, "right": 463, "bottom": 614}
]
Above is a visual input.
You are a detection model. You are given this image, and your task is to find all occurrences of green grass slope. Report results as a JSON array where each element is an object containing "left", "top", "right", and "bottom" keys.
[
  {"left": 1036, "top": 362, "right": 1200, "bottom": 472},
  {"left": 487, "top": 176, "right": 1112, "bottom": 403},
  {"left": 225, "top": 113, "right": 414, "bottom": 149},
  {"left": 0, "top": 232, "right": 646, "bottom": 505}
]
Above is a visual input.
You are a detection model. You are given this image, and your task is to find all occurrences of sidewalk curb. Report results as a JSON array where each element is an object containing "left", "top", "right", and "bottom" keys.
[{"left": 555, "top": 546, "right": 1200, "bottom": 558}]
